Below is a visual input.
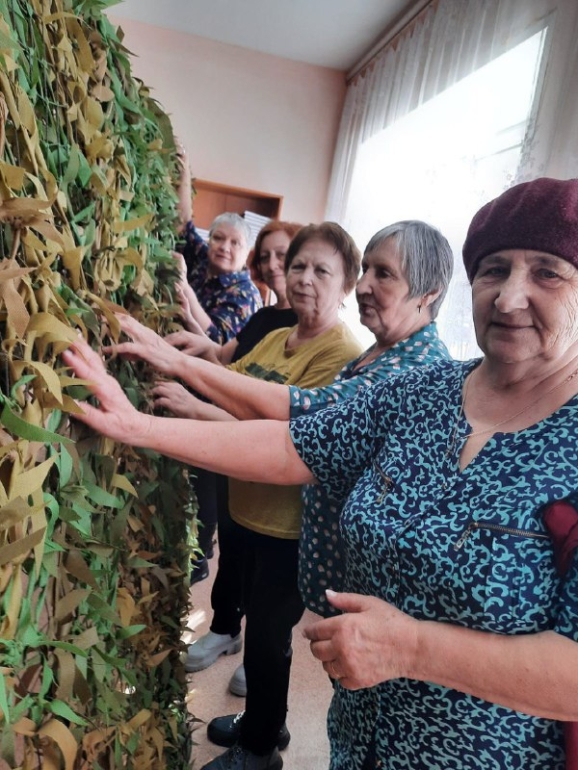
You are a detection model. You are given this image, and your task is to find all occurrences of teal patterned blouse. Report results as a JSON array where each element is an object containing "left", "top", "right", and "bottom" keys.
[
  {"left": 288, "top": 322, "right": 450, "bottom": 616},
  {"left": 290, "top": 358, "right": 578, "bottom": 770}
]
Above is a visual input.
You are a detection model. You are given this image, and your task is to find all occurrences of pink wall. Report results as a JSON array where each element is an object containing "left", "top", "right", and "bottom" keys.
[{"left": 109, "top": 17, "right": 347, "bottom": 223}]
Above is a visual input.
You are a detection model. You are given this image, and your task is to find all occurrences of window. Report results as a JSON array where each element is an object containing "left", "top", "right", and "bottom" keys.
[{"left": 341, "top": 30, "right": 547, "bottom": 359}]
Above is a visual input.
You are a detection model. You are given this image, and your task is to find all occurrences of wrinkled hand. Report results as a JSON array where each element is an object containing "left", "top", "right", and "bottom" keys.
[
  {"left": 164, "top": 329, "right": 212, "bottom": 358},
  {"left": 152, "top": 381, "right": 206, "bottom": 418},
  {"left": 303, "top": 591, "right": 419, "bottom": 690},
  {"left": 107, "top": 314, "right": 184, "bottom": 377},
  {"left": 61, "top": 337, "right": 152, "bottom": 443}
]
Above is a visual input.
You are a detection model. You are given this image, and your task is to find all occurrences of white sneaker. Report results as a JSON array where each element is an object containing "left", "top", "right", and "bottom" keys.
[
  {"left": 185, "top": 631, "right": 242, "bottom": 672},
  {"left": 228, "top": 664, "right": 247, "bottom": 697}
]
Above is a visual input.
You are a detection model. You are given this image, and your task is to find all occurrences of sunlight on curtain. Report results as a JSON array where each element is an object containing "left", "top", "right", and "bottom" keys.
[{"left": 341, "top": 31, "right": 546, "bottom": 359}]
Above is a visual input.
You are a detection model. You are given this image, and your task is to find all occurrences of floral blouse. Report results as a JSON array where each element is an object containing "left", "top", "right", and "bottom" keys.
[{"left": 181, "top": 221, "right": 262, "bottom": 344}]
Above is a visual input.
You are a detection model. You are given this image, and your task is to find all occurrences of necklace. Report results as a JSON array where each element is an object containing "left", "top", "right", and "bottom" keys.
[{"left": 446, "top": 362, "right": 578, "bottom": 457}]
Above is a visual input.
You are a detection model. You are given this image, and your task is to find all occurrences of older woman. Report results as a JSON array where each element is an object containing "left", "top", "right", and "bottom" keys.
[
  {"left": 173, "top": 210, "right": 262, "bottom": 587},
  {"left": 177, "top": 211, "right": 262, "bottom": 343},
  {"left": 63, "top": 178, "right": 578, "bottom": 770},
  {"left": 173, "top": 191, "right": 263, "bottom": 588},
  {"left": 175, "top": 150, "right": 262, "bottom": 344}
]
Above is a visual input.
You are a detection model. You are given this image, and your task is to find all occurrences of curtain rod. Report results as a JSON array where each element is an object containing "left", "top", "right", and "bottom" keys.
[{"left": 347, "top": 0, "right": 437, "bottom": 83}]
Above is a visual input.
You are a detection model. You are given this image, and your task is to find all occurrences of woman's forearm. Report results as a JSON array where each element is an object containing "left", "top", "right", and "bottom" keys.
[
  {"left": 173, "top": 354, "right": 291, "bottom": 420},
  {"left": 412, "top": 622, "right": 578, "bottom": 720},
  {"left": 140, "top": 417, "right": 309, "bottom": 481},
  {"left": 182, "top": 284, "right": 213, "bottom": 333},
  {"left": 193, "top": 402, "right": 237, "bottom": 421},
  {"left": 63, "top": 338, "right": 311, "bottom": 483},
  {"left": 219, "top": 338, "right": 239, "bottom": 365}
]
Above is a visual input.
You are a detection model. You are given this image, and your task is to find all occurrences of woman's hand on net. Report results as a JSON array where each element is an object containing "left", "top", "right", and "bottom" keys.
[
  {"left": 106, "top": 314, "right": 184, "bottom": 377},
  {"left": 62, "top": 336, "right": 152, "bottom": 442},
  {"left": 164, "top": 329, "right": 214, "bottom": 359},
  {"left": 152, "top": 380, "right": 203, "bottom": 418}
]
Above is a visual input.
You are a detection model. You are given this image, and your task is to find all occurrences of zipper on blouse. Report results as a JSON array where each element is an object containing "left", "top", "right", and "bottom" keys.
[
  {"left": 373, "top": 461, "right": 394, "bottom": 504},
  {"left": 453, "top": 521, "right": 550, "bottom": 551}
]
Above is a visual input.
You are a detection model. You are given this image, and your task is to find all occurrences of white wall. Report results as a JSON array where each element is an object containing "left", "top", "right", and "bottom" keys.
[{"left": 110, "top": 17, "right": 347, "bottom": 223}]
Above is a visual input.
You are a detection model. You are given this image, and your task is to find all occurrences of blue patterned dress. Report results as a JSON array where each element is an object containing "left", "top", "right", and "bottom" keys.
[
  {"left": 290, "top": 358, "right": 578, "bottom": 770},
  {"left": 288, "top": 323, "right": 450, "bottom": 615}
]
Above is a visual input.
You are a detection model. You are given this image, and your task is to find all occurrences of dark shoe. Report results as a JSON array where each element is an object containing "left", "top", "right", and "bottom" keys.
[
  {"left": 207, "top": 712, "right": 290, "bottom": 751},
  {"left": 190, "top": 557, "right": 209, "bottom": 585},
  {"left": 200, "top": 745, "right": 283, "bottom": 770}
]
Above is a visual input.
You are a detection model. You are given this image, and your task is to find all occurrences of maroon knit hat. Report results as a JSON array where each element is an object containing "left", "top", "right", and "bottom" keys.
[{"left": 462, "top": 177, "right": 578, "bottom": 281}]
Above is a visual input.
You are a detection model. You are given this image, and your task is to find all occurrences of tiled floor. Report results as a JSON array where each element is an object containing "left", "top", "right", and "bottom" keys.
[{"left": 184, "top": 552, "right": 333, "bottom": 769}]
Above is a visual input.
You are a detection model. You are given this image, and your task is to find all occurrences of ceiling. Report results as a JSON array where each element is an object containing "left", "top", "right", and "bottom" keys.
[{"left": 108, "top": 0, "right": 417, "bottom": 71}]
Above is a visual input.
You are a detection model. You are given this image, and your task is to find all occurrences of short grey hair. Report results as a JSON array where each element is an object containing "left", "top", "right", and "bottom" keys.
[
  {"left": 209, "top": 212, "right": 252, "bottom": 248},
  {"left": 364, "top": 220, "right": 454, "bottom": 319}
]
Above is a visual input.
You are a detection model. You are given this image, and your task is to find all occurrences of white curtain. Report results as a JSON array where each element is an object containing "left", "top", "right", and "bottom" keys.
[
  {"left": 516, "top": 0, "right": 578, "bottom": 180},
  {"left": 327, "top": 0, "right": 578, "bottom": 223},
  {"left": 328, "top": 0, "right": 578, "bottom": 358}
]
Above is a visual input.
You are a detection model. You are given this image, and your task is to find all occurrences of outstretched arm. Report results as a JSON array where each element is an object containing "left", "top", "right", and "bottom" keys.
[
  {"left": 62, "top": 337, "right": 313, "bottom": 484},
  {"left": 111, "top": 314, "right": 291, "bottom": 420},
  {"left": 152, "top": 381, "right": 235, "bottom": 421}
]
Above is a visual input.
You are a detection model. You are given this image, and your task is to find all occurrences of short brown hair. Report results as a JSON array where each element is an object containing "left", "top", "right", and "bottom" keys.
[{"left": 284, "top": 222, "right": 361, "bottom": 294}]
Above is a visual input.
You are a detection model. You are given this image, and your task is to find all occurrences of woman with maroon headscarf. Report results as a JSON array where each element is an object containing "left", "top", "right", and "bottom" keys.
[{"left": 64, "top": 177, "right": 578, "bottom": 769}]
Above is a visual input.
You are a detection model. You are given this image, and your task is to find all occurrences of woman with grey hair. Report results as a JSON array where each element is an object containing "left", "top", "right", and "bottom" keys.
[
  {"left": 178, "top": 210, "right": 262, "bottom": 344},
  {"left": 175, "top": 147, "right": 261, "bottom": 344}
]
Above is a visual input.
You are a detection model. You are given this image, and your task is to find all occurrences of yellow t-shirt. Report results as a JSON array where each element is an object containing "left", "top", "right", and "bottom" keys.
[{"left": 227, "top": 323, "right": 362, "bottom": 539}]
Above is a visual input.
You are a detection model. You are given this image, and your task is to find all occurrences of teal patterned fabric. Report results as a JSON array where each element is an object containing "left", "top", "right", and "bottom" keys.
[
  {"left": 290, "top": 359, "right": 578, "bottom": 769},
  {"left": 289, "top": 323, "right": 450, "bottom": 615}
]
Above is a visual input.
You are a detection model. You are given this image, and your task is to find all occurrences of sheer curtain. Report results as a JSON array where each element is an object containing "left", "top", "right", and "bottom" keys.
[{"left": 328, "top": 0, "right": 578, "bottom": 358}]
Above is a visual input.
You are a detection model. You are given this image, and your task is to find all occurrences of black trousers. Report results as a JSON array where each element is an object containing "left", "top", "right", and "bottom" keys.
[
  {"left": 238, "top": 530, "right": 305, "bottom": 755},
  {"left": 209, "top": 475, "right": 249, "bottom": 637}
]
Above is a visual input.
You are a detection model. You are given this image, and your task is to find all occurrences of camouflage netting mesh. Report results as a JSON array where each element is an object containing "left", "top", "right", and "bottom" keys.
[{"left": 0, "top": 1, "right": 197, "bottom": 767}]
